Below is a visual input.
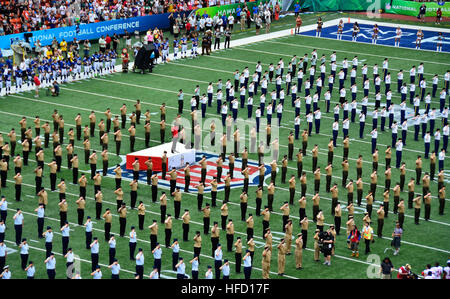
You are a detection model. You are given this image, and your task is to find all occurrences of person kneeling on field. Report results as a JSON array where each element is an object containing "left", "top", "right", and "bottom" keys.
[{"left": 50, "top": 81, "right": 59, "bottom": 97}]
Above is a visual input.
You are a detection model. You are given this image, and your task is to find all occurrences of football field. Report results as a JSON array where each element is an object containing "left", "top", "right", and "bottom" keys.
[{"left": 0, "top": 19, "right": 449, "bottom": 279}]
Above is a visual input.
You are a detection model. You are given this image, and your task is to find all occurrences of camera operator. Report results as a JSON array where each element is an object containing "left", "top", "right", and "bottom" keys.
[
  {"left": 397, "top": 264, "right": 416, "bottom": 279},
  {"left": 320, "top": 228, "right": 334, "bottom": 266}
]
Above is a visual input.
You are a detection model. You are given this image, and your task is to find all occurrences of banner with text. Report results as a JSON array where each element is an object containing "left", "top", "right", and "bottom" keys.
[
  {"left": 0, "top": 13, "right": 177, "bottom": 50},
  {"left": 291, "top": 0, "right": 388, "bottom": 12},
  {"left": 385, "top": 0, "right": 450, "bottom": 17},
  {"left": 195, "top": 0, "right": 282, "bottom": 17}
]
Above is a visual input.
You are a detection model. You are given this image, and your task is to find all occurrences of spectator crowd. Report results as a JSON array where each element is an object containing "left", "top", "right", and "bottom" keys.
[{"left": 0, "top": 0, "right": 217, "bottom": 36}]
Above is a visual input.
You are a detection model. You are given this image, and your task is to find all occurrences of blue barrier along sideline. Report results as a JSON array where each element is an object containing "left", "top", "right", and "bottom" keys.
[{"left": 0, "top": 12, "right": 187, "bottom": 50}]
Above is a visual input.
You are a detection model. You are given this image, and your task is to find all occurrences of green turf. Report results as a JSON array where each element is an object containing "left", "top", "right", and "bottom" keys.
[{"left": 0, "top": 20, "right": 449, "bottom": 280}]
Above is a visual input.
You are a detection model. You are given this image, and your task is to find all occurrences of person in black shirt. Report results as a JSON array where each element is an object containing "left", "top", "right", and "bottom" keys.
[
  {"left": 419, "top": 4, "right": 426, "bottom": 23},
  {"left": 224, "top": 27, "right": 231, "bottom": 49},
  {"left": 380, "top": 257, "right": 394, "bottom": 279},
  {"left": 321, "top": 229, "right": 334, "bottom": 266}
]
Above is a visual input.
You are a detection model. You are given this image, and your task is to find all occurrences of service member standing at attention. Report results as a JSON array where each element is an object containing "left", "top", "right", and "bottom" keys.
[
  {"left": 75, "top": 197, "right": 86, "bottom": 226},
  {"left": 90, "top": 237, "right": 100, "bottom": 272},
  {"left": 377, "top": 205, "right": 385, "bottom": 238},
  {"left": 44, "top": 253, "right": 56, "bottom": 279},
  {"left": 243, "top": 250, "right": 252, "bottom": 279},
  {"left": 193, "top": 231, "right": 202, "bottom": 262},
  {"left": 118, "top": 202, "right": 127, "bottom": 237},
  {"left": 261, "top": 246, "right": 271, "bottom": 279},
  {"left": 159, "top": 192, "right": 168, "bottom": 223},
  {"left": 202, "top": 203, "right": 211, "bottom": 235},
  {"left": 246, "top": 214, "right": 254, "bottom": 241},
  {"left": 129, "top": 179, "right": 138, "bottom": 210},
  {"left": 277, "top": 239, "right": 287, "bottom": 276},
  {"left": 135, "top": 248, "right": 145, "bottom": 279},
  {"left": 103, "top": 209, "right": 112, "bottom": 241},
  {"left": 182, "top": 209, "right": 190, "bottom": 242},
  {"left": 211, "top": 222, "right": 220, "bottom": 257},
  {"left": 60, "top": 221, "right": 70, "bottom": 255},
  {"left": 149, "top": 220, "right": 158, "bottom": 251},
  {"left": 423, "top": 192, "right": 432, "bottom": 221},
  {"left": 58, "top": 200, "right": 68, "bottom": 228},
  {"left": 138, "top": 201, "right": 146, "bottom": 231},
  {"left": 214, "top": 244, "right": 223, "bottom": 279},
  {"left": 113, "top": 128, "right": 122, "bottom": 155}
]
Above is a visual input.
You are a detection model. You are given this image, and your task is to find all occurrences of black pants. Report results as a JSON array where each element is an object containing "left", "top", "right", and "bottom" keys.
[
  {"left": 247, "top": 228, "right": 254, "bottom": 241},
  {"left": 366, "top": 204, "right": 373, "bottom": 219},
  {"left": 130, "top": 136, "right": 135, "bottom": 152},
  {"left": 211, "top": 237, "right": 219, "bottom": 257},
  {"left": 302, "top": 230, "right": 308, "bottom": 248},
  {"left": 77, "top": 208, "right": 84, "bottom": 225},
  {"left": 130, "top": 191, "right": 137, "bottom": 209},
  {"left": 364, "top": 239, "right": 371, "bottom": 254},
  {"left": 314, "top": 179, "right": 320, "bottom": 194},
  {"left": 203, "top": 217, "right": 210, "bottom": 235},
  {"left": 377, "top": 219, "right": 384, "bottom": 237},
  {"left": 172, "top": 252, "right": 179, "bottom": 271},
  {"left": 104, "top": 222, "right": 111, "bottom": 241},
  {"left": 184, "top": 175, "right": 190, "bottom": 192},
  {"left": 183, "top": 223, "right": 189, "bottom": 241},
  {"left": 211, "top": 191, "right": 217, "bottom": 207},
  {"left": 60, "top": 211, "right": 67, "bottom": 228},
  {"left": 152, "top": 185, "right": 158, "bottom": 202},
  {"left": 415, "top": 208, "right": 420, "bottom": 224},
  {"left": 37, "top": 217, "right": 44, "bottom": 239},
  {"left": 226, "top": 234, "right": 234, "bottom": 252},
  {"left": 90, "top": 163, "right": 97, "bottom": 179},
  {"left": 221, "top": 215, "right": 228, "bottom": 230},
  {"left": 72, "top": 168, "right": 78, "bottom": 185},
  {"left": 160, "top": 205, "right": 166, "bottom": 223},
  {"left": 235, "top": 253, "right": 242, "bottom": 273},
  {"left": 139, "top": 215, "right": 145, "bottom": 230},
  {"left": 50, "top": 173, "right": 57, "bottom": 191},
  {"left": 134, "top": 265, "right": 145, "bottom": 280},
  {"left": 119, "top": 217, "right": 126, "bottom": 237},
  {"left": 20, "top": 253, "right": 28, "bottom": 270},
  {"left": 241, "top": 203, "right": 247, "bottom": 221},
  {"left": 334, "top": 216, "right": 341, "bottom": 235},
  {"left": 262, "top": 220, "right": 269, "bottom": 239},
  {"left": 174, "top": 201, "right": 181, "bottom": 219},
  {"left": 197, "top": 194, "right": 203, "bottom": 211},
  {"left": 244, "top": 266, "right": 252, "bottom": 279},
  {"left": 109, "top": 248, "right": 116, "bottom": 265},
  {"left": 255, "top": 198, "right": 262, "bottom": 216},
  {"left": 425, "top": 204, "right": 431, "bottom": 220},
  {"left": 91, "top": 253, "right": 99, "bottom": 272},
  {"left": 129, "top": 242, "right": 137, "bottom": 260},
  {"left": 268, "top": 194, "right": 274, "bottom": 211},
  {"left": 45, "top": 242, "right": 52, "bottom": 258},
  {"left": 47, "top": 269, "right": 56, "bottom": 279},
  {"left": 225, "top": 186, "right": 230, "bottom": 203},
  {"left": 150, "top": 234, "right": 158, "bottom": 251},
  {"left": 165, "top": 228, "right": 172, "bottom": 247},
  {"left": 95, "top": 202, "right": 102, "bottom": 220},
  {"left": 15, "top": 184, "right": 21, "bottom": 201},
  {"left": 116, "top": 141, "right": 121, "bottom": 155},
  {"left": 62, "top": 236, "right": 69, "bottom": 255},
  {"left": 215, "top": 259, "right": 222, "bottom": 279},
  {"left": 356, "top": 190, "right": 363, "bottom": 206}
]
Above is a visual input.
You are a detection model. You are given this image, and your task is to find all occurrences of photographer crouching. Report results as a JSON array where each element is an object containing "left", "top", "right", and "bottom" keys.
[{"left": 46, "top": 80, "right": 60, "bottom": 97}]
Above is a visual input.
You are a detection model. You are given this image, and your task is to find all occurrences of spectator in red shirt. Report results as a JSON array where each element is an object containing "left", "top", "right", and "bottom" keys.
[
  {"left": 105, "top": 35, "right": 112, "bottom": 50},
  {"left": 33, "top": 75, "right": 41, "bottom": 98},
  {"left": 185, "top": 21, "right": 191, "bottom": 37}
]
